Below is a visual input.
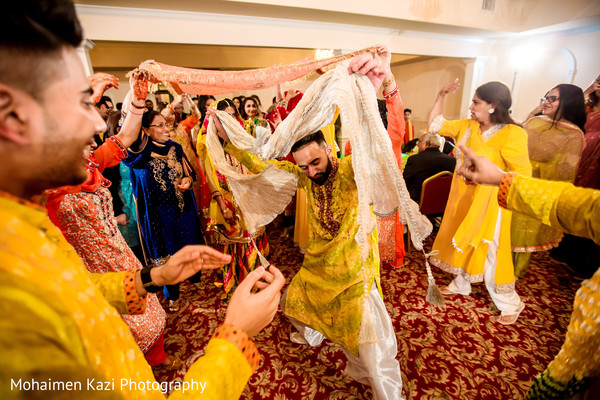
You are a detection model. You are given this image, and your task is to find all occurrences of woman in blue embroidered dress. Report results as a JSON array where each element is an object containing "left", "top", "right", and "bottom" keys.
[{"left": 124, "top": 110, "right": 204, "bottom": 311}]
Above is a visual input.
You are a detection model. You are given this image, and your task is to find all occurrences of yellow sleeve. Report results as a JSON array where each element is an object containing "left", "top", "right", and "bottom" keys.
[
  {"left": 438, "top": 119, "right": 466, "bottom": 139},
  {"left": 224, "top": 142, "right": 304, "bottom": 180},
  {"left": 500, "top": 126, "right": 532, "bottom": 176},
  {"left": 196, "top": 135, "right": 224, "bottom": 197},
  {"left": 0, "top": 271, "right": 120, "bottom": 399},
  {"left": 170, "top": 324, "right": 259, "bottom": 399},
  {"left": 88, "top": 271, "right": 146, "bottom": 315},
  {"left": 506, "top": 175, "right": 600, "bottom": 244}
]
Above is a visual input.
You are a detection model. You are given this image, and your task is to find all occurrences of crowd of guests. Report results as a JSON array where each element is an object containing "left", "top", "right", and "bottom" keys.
[{"left": 2, "top": 1, "right": 600, "bottom": 399}]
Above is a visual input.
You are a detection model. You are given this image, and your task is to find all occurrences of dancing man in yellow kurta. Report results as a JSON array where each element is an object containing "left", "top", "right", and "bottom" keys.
[
  {"left": 212, "top": 48, "right": 404, "bottom": 400},
  {"left": 427, "top": 80, "right": 532, "bottom": 325}
]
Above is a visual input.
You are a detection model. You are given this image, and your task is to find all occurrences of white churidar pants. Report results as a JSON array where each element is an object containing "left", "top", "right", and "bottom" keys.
[{"left": 447, "top": 210, "right": 524, "bottom": 316}]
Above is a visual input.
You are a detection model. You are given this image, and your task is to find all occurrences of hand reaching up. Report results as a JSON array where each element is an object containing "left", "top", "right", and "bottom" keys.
[
  {"left": 440, "top": 78, "right": 460, "bottom": 96},
  {"left": 347, "top": 45, "right": 392, "bottom": 90},
  {"left": 89, "top": 72, "right": 119, "bottom": 104},
  {"left": 207, "top": 108, "right": 230, "bottom": 143},
  {"left": 129, "top": 70, "right": 149, "bottom": 102}
]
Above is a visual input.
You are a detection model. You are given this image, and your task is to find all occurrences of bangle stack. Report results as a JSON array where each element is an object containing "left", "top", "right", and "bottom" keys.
[
  {"left": 129, "top": 101, "right": 145, "bottom": 115},
  {"left": 384, "top": 86, "right": 399, "bottom": 99},
  {"left": 382, "top": 76, "right": 395, "bottom": 88}
]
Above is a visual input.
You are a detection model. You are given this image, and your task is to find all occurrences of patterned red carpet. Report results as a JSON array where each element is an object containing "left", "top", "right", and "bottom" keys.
[{"left": 154, "top": 223, "right": 582, "bottom": 399}]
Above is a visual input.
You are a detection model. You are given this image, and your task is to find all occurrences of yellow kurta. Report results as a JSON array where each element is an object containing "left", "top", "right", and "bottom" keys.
[
  {"left": 225, "top": 145, "right": 380, "bottom": 356},
  {"left": 0, "top": 195, "right": 253, "bottom": 399},
  {"left": 430, "top": 119, "right": 531, "bottom": 289},
  {"left": 504, "top": 176, "right": 600, "bottom": 398}
]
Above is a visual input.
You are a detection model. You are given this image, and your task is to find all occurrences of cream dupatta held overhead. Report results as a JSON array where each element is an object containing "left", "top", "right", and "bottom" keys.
[{"left": 204, "top": 61, "right": 432, "bottom": 259}]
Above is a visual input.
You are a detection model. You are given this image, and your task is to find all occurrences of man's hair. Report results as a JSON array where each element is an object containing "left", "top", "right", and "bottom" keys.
[
  {"left": 419, "top": 132, "right": 443, "bottom": 149},
  {"left": 2, "top": 0, "right": 83, "bottom": 100},
  {"left": 404, "top": 108, "right": 412, "bottom": 114},
  {"left": 95, "top": 95, "right": 112, "bottom": 108},
  {"left": 291, "top": 131, "right": 327, "bottom": 153}
]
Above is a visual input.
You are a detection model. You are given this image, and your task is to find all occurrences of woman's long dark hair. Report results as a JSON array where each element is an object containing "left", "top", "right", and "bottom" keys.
[
  {"left": 215, "top": 98, "right": 242, "bottom": 122},
  {"left": 552, "top": 84, "right": 586, "bottom": 132},
  {"left": 142, "top": 110, "right": 162, "bottom": 129},
  {"left": 197, "top": 95, "right": 216, "bottom": 122},
  {"left": 475, "top": 81, "right": 520, "bottom": 127}
]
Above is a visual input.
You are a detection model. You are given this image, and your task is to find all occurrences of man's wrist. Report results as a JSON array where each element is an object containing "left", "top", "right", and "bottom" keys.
[
  {"left": 150, "top": 266, "right": 165, "bottom": 287},
  {"left": 140, "top": 266, "right": 163, "bottom": 293}
]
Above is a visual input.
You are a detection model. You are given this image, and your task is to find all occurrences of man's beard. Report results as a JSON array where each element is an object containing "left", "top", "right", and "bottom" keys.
[{"left": 309, "top": 157, "right": 332, "bottom": 186}]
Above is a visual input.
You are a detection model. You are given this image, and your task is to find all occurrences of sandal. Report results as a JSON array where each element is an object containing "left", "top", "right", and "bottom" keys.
[
  {"left": 496, "top": 304, "right": 525, "bottom": 325},
  {"left": 440, "top": 286, "right": 457, "bottom": 296},
  {"left": 160, "top": 355, "right": 183, "bottom": 370},
  {"left": 169, "top": 299, "right": 180, "bottom": 312}
]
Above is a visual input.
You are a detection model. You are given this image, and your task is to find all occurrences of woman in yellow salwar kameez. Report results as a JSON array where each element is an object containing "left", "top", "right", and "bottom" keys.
[
  {"left": 427, "top": 81, "right": 532, "bottom": 325},
  {"left": 511, "top": 84, "right": 586, "bottom": 277},
  {"left": 197, "top": 99, "right": 270, "bottom": 299}
]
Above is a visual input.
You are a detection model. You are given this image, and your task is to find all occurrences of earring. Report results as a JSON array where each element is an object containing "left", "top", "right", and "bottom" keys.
[{"left": 488, "top": 108, "right": 495, "bottom": 114}]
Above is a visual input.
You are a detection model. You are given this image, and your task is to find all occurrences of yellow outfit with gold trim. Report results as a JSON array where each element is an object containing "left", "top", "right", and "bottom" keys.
[
  {"left": 501, "top": 176, "right": 600, "bottom": 399},
  {"left": 430, "top": 119, "right": 531, "bottom": 290},
  {"left": 225, "top": 145, "right": 380, "bottom": 356},
  {"left": 511, "top": 116, "right": 584, "bottom": 276},
  {"left": 0, "top": 194, "right": 255, "bottom": 399},
  {"left": 195, "top": 134, "right": 269, "bottom": 298}
]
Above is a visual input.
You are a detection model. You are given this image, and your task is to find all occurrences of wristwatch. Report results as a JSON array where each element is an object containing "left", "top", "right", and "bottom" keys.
[{"left": 140, "top": 266, "right": 163, "bottom": 293}]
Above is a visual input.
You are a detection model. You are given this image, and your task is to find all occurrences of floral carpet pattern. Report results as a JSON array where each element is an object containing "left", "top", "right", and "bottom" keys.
[{"left": 155, "top": 222, "right": 582, "bottom": 399}]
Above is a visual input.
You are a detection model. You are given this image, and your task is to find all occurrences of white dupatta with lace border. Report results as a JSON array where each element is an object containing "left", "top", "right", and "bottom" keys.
[{"left": 206, "top": 62, "right": 432, "bottom": 260}]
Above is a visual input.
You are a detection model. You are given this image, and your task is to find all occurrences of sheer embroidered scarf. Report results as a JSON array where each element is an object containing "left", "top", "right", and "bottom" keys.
[
  {"left": 134, "top": 48, "right": 375, "bottom": 96},
  {"left": 206, "top": 62, "right": 432, "bottom": 260}
]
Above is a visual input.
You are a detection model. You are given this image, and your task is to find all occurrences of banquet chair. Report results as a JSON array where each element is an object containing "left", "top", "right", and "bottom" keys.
[{"left": 406, "top": 171, "right": 453, "bottom": 252}]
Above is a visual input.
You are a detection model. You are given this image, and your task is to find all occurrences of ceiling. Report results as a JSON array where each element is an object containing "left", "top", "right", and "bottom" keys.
[{"left": 76, "top": 0, "right": 600, "bottom": 71}]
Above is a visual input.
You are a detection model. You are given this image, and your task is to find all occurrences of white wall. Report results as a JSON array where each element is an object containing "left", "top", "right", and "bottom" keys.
[{"left": 76, "top": 5, "right": 600, "bottom": 121}]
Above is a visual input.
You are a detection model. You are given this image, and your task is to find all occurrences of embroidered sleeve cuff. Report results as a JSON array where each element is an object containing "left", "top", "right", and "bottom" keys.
[
  {"left": 124, "top": 270, "right": 146, "bottom": 314},
  {"left": 212, "top": 323, "right": 260, "bottom": 371},
  {"left": 497, "top": 172, "right": 516, "bottom": 209},
  {"left": 107, "top": 136, "right": 128, "bottom": 159}
]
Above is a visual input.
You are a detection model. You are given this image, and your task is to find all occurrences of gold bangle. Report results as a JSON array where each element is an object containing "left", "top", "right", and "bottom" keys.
[{"left": 382, "top": 76, "right": 395, "bottom": 88}]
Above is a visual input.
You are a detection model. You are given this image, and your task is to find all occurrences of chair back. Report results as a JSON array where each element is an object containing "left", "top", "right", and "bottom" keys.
[{"left": 419, "top": 171, "right": 453, "bottom": 215}]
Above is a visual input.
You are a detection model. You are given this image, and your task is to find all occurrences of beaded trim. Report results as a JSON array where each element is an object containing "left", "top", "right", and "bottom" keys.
[
  {"left": 107, "top": 136, "right": 128, "bottom": 158},
  {"left": 383, "top": 86, "right": 399, "bottom": 100}
]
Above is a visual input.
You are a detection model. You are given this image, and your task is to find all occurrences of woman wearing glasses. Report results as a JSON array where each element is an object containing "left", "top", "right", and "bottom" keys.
[
  {"left": 511, "top": 84, "right": 586, "bottom": 277},
  {"left": 427, "top": 80, "right": 532, "bottom": 325},
  {"left": 124, "top": 110, "right": 205, "bottom": 311}
]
